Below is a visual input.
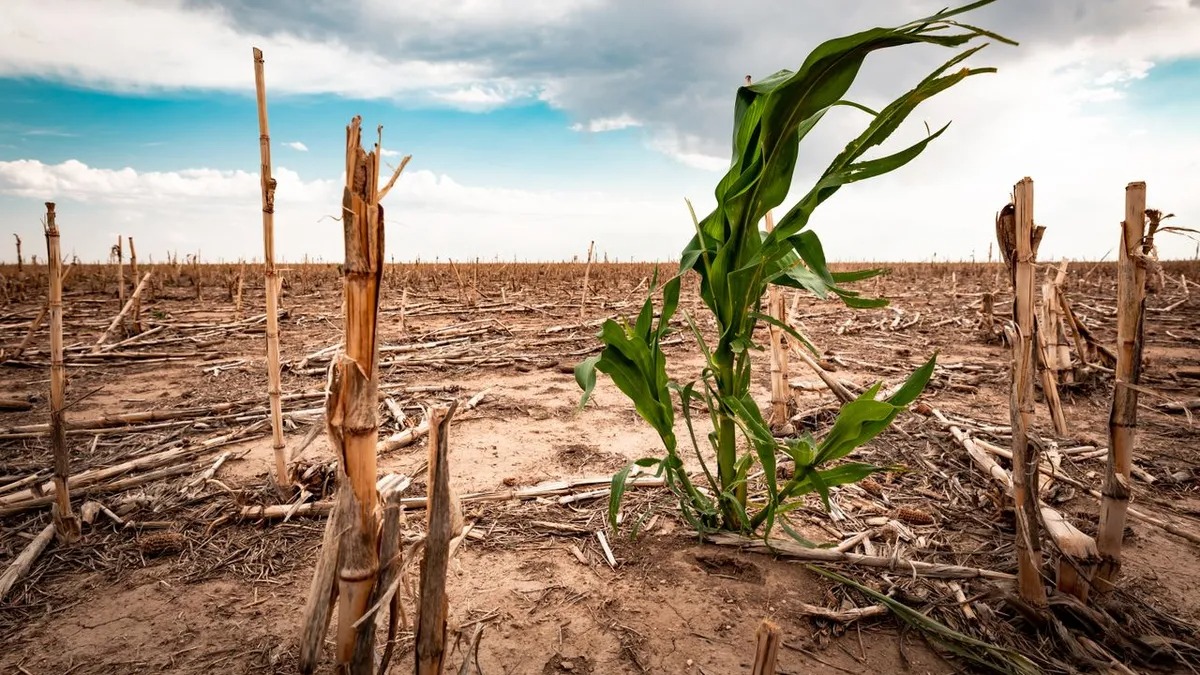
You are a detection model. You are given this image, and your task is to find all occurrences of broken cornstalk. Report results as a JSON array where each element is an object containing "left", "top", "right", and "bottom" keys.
[
  {"left": 44, "top": 203, "right": 79, "bottom": 543},
  {"left": 579, "top": 240, "right": 593, "bottom": 318},
  {"left": 1096, "top": 181, "right": 1150, "bottom": 591},
  {"left": 416, "top": 403, "right": 458, "bottom": 675},
  {"left": 998, "top": 179, "right": 1047, "bottom": 608},
  {"left": 128, "top": 236, "right": 142, "bottom": 332},
  {"left": 298, "top": 116, "right": 407, "bottom": 674}
]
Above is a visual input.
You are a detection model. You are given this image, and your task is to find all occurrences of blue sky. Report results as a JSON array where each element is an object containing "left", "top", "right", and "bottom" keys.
[{"left": 1, "top": 0, "right": 1198, "bottom": 263}]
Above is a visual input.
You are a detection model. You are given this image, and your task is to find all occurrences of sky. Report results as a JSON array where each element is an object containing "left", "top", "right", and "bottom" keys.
[{"left": 0, "top": 0, "right": 1198, "bottom": 264}]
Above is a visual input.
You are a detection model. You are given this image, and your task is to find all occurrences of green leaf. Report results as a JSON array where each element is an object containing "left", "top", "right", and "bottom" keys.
[
  {"left": 831, "top": 268, "right": 887, "bottom": 283},
  {"left": 574, "top": 354, "right": 601, "bottom": 409},
  {"left": 886, "top": 353, "right": 938, "bottom": 406},
  {"left": 814, "top": 398, "right": 897, "bottom": 464},
  {"left": 814, "top": 462, "right": 882, "bottom": 489},
  {"left": 608, "top": 463, "right": 635, "bottom": 530}
]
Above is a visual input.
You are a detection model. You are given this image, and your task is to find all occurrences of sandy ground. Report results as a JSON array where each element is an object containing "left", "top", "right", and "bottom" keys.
[{"left": 1, "top": 261, "right": 1198, "bottom": 674}]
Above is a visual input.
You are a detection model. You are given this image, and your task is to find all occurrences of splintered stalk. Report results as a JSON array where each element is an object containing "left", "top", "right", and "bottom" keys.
[
  {"left": 252, "top": 46, "right": 288, "bottom": 489},
  {"left": 416, "top": 403, "right": 458, "bottom": 674},
  {"left": 332, "top": 116, "right": 386, "bottom": 671},
  {"left": 299, "top": 116, "right": 408, "bottom": 674},
  {"left": 580, "top": 240, "right": 594, "bottom": 318},
  {"left": 44, "top": 203, "right": 79, "bottom": 543},
  {"left": 114, "top": 235, "right": 125, "bottom": 307},
  {"left": 1004, "top": 178, "right": 1047, "bottom": 608},
  {"left": 128, "top": 236, "right": 141, "bottom": 332},
  {"left": 1096, "top": 181, "right": 1149, "bottom": 590}
]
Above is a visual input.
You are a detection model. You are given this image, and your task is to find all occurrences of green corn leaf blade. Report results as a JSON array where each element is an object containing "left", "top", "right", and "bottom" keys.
[
  {"left": 859, "top": 381, "right": 884, "bottom": 400},
  {"left": 886, "top": 353, "right": 938, "bottom": 406},
  {"left": 814, "top": 398, "right": 897, "bottom": 464},
  {"left": 785, "top": 436, "right": 815, "bottom": 468},
  {"left": 723, "top": 491, "right": 753, "bottom": 531},
  {"left": 789, "top": 230, "right": 834, "bottom": 286},
  {"left": 795, "top": 122, "right": 952, "bottom": 220},
  {"left": 659, "top": 275, "right": 682, "bottom": 334},
  {"left": 750, "top": 312, "right": 818, "bottom": 356},
  {"left": 814, "top": 462, "right": 882, "bottom": 490},
  {"left": 672, "top": 381, "right": 720, "bottom": 494},
  {"left": 808, "top": 466, "right": 834, "bottom": 511},
  {"left": 633, "top": 287, "right": 655, "bottom": 339},
  {"left": 575, "top": 354, "right": 601, "bottom": 409},
  {"left": 608, "top": 463, "right": 635, "bottom": 530},
  {"left": 594, "top": 320, "right": 675, "bottom": 446},
  {"left": 833, "top": 290, "right": 890, "bottom": 309},
  {"left": 682, "top": 311, "right": 714, "bottom": 364},
  {"left": 769, "top": 256, "right": 832, "bottom": 298},
  {"left": 779, "top": 517, "right": 819, "bottom": 548},
  {"left": 831, "top": 267, "right": 887, "bottom": 283},
  {"left": 769, "top": 46, "right": 1006, "bottom": 247},
  {"left": 725, "top": 395, "right": 778, "bottom": 493},
  {"left": 734, "top": 453, "right": 755, "bottom": 486}
]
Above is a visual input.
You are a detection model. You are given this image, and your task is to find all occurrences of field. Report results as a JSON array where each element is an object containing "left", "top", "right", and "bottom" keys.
[{"left": 1, "top": 259, "right": 1198, "bottom": 674}]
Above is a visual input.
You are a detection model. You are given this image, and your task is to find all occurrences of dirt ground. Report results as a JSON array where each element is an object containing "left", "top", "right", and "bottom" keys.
[{"left": 0, "top": 260, "right": 1198, "bottom": 674}]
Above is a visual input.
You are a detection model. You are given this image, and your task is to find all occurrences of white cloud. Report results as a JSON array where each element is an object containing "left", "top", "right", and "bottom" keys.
[
  {"left": 569, "top": 114, "right": 641, "bottom": 133},
  {"left": 0, "top": 159, "right": 685, "bottom": 262},
  {"left": 379, "top": 148, "right": 401, "bottom": 158},
  {"left": 429, "top": 83, "right": 533, "bottom": 111},
  {"left": 283, "top": 141, "right": 308, "bottom": 152},
  {"left": 648, "top": 132, "right": 728, "bottom": 172},
  {"left": 0, "top": 0, "right": 506, "bottom": 106}
]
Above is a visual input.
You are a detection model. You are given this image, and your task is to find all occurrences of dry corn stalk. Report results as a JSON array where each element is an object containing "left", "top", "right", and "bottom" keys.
[
  {"left": 252, "top": 47, "right": 288, "bottom": 488},
  {"left": 1096, "top": 182, "right": 1150, "bottom": 591},
  {"left": 128, "top": 236, "right": 142, "bottom": 332},
  {"left": 1000, "top": 179, "right": 1046, "bottom": 608},
  {"left": 579, "top": 240, "right": 593, "bottom": 318},
  {"left": 44, "top": 203, "right": 79, "bottom": 543},
  {"left": 416, "top": 403, "right": 458, "bottom": 674},
  {"left": 299, "top": 116, "right": 409, "bottom": 674}
]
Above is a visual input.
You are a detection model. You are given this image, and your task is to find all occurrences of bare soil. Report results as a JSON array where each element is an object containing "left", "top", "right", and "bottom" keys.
[{"left": 0, "top": 261, "right": 1197, "bottom": 674}]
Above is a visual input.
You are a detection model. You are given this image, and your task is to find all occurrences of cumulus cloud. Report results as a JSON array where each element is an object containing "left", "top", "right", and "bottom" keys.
[
  {"left": 569, "top": 114, "right": 641, "bottom": 133},
  {"left": 283, "top": 141, "right": 308, "bottom": 151},
  {"left": 0, "top": 159, "right": 685, "bottom": 262},
  {"left": 5, "top": 0, "right": 1197, "bottom": 169}
]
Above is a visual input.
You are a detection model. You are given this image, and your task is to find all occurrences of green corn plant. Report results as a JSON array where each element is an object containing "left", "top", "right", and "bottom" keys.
[{"left": 577, "top": 0, "right": 1013, "bottom": 535}]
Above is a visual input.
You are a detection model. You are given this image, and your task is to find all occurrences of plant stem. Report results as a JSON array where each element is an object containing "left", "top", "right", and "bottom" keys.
[{"left": 714, "top": 345, "right": 742, "bottom": 526}]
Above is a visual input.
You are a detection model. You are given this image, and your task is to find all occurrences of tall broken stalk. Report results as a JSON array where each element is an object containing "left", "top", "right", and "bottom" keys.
[
  {"left": 1096, "top": 181, "right": 1150, "bottom": 590},
  {"left": 128, "top": 236, "right": 142, "bottom": 332},
  {"left": 252, "top": 46, "right": 288, "bottom": 488},
  {"left": 998, "top": 178, "right": 1046, "bottom": 608},
  {"left": 44, "top": 203, "right": 79, "bottom": 543},
  {"left": 114, "top": 235, "right": 125, "bottom": 307},
  {"left": 579, "top": 240, "right": 593, "bottom": 318},
  {"left": 299, "top": 116, "right": 408, "bottom": 674},
  {"left": 416, "top": 403, "right": 458, "bottom": 675},
  {"left": 13, "top": 234, "right": 22, "bottom": 273}
]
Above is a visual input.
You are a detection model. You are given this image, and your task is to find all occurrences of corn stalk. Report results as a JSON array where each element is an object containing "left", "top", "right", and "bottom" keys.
[
  {"left": 44, "top": 203, "right": 79, "bottom": 543},
  {"left": 1096, "top": 182, "right": 1150, "bottom": 590},
  {"left": 299, "top": 116, "right": 409, "bottom": 674},
  {"left": 579, "top": 1, "right": 1011, "bottom": 534},
  {"left": 252, "top": 47, "right": 288, "bottom": 489}
]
